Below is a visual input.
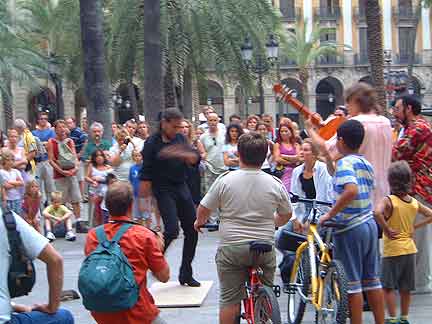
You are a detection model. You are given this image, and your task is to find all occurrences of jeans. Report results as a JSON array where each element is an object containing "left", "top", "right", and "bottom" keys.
[
  {"left": 10, "top": 309, "right": 74, "bottom": 324},
  {"left": 153, "top": 183, "right": 198, "bottom": 279}
]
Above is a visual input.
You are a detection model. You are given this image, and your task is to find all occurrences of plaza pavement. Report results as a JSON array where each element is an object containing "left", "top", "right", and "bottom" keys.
[{"left": 14, "top": 224, "right": 432, "bottom": 324}]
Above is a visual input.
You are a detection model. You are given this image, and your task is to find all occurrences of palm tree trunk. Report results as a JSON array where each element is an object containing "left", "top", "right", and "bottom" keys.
[
  {"left": 127, "top": 81, "right": 139, "bottom": 121},
  {"left": 365, "top": 0, "right": 386, "bottom": 113},
  {"left": 1, "top": 77, "right": 13, "bottom": 129},
  {"left": 298, "top": 67, "right": 309, "bottom": 108},
  {"left": 192, "top": 74, "right": 200, "bottom": 127},
  {"left": 182, "top": 67, "right": 193, "bottom": 120},
  {"left": 144, "top": 0, "right": 163, "bottom": 131},
  {"left": 79, "top": 0, "right": 112, "bottom": 139},
  {"left": 164, "top": 61, "right": 178, "bottom": 109}
]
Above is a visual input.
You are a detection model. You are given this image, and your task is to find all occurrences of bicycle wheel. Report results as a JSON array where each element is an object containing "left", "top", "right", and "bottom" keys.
[
  {"left": 315, "top": 260, "right": 349, "bottom": 324},
  {"left": 253, "top": 285, "right": 282, "bottom": 324},
  {"left": 287, "top": 250, "right": 311, "bottom": 324}
]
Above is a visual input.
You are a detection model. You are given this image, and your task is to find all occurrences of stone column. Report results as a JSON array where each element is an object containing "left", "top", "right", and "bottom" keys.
[
  {"left": 12, "top": 83, "right": 29, "bottom": 121},
  {"left": 383, "top": 0, "right": 392, "bottom": 51},
  {"left": 303, "top": 0, "right": 313, "bottom": 42},
  {"left": 63, "top": 85, "right": 75, "bottom": 118},
  {"left": 223, "top": 95, "right": 236, "bottom": 124},
  {"left": 422, "top": 7, "right": 432, "bottom": 64},
  {"left": 342, "top": 0, "right": 354, "bottom": 65}
]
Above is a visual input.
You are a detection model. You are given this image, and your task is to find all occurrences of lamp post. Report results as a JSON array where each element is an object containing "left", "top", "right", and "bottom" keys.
[
  {"left": 241, "top": 34, "right": 279, "bottom": 115},
  {"left": 48, "top": 53, "right": 64, "bottom": 119},
  {"left": 383, "top": 50, "right": 410, "bottom": 107}
]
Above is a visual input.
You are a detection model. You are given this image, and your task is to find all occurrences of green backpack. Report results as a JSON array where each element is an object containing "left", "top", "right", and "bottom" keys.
[{"left": 78, "top": 223, "right": 140, "bottom": 312}]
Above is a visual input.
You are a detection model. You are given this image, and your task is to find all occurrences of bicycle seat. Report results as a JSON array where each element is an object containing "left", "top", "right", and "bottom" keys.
[{"left": 249, "top": 241, "right": 273, "bottom": 254}]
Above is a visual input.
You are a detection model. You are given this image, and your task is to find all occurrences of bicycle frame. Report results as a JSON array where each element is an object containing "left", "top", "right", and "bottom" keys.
[
  {"left": 243, "top": 267, "right": 263, "bottom": 324},
  {"left": 290, "top": 223, "right": 338, "bottom": 311}
]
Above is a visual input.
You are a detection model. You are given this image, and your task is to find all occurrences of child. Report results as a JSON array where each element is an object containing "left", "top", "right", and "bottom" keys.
[
  {"left": 319, "top": 120, "right": 384, "bottom": 324},
  {"left": 85, "top": 149, "right": 112, "bottom": 226},
  {"left": 129, "top": 150, "right": 152, "bottom": 227},
  {"left": 43, "top": 191, "right": 76, "bottom": 242},
  {"left": 22, "top": 180, "right": 42, "bottom": 233},
  {"left": 0, "top": 150, "right": 24, "bottom": 215},
  {"left": 374, "top": 161, "right": 432, "bottom": 324}
]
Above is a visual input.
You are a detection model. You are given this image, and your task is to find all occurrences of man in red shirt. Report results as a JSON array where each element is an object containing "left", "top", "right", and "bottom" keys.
[
  {"left": 392, "top": 94, "right": 432, "bottom": 293},
  {"left": 84, "top": 181, "right": 170, "bottom": 324}
]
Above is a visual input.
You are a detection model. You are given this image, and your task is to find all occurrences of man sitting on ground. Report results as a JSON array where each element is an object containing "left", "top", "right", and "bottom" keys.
[
  {"left": 84, "top": 181, "right": 170, "bottom": 324},
  {"left": 0, "top": 209, "right": 74, "bottom": 323},
  {"left": 194, "top": 132, "right": 292, "bottom": 324}
]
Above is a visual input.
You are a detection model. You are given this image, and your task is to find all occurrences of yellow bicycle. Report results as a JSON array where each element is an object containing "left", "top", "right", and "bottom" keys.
[{"left": 277, "top": 193, "right": 349, "bottom": 324}]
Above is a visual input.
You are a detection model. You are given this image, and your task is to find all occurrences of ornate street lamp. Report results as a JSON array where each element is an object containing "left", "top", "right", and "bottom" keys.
[
  {"left": 241, "top": 34, "right": 279, "bottom": 115},
  {"left": 48, "top": 53, "right": 64, "bottom": 119}
]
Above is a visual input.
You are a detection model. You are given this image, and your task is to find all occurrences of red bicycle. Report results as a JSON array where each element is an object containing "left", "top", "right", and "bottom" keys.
[{"left": 203, "top": 224, "right": 282, "bottom": 324}]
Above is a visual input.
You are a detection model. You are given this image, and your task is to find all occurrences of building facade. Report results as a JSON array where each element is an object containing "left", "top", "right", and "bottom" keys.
[
  {"left": 2, "top": 0, "right": 432, "bottom": 128},
  {"left": 205, "top": 0, "right": 432, "bottom": 123}
]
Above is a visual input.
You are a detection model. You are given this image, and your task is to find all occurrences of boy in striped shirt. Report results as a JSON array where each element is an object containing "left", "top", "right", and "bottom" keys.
[{"left": 319, "top": 120, "right": 385, "bottom": 324}]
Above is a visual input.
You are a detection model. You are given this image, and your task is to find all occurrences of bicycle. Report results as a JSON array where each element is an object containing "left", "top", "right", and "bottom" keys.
[
  {"left": 277, "top": 193, "right": 349, "bottom": 324},
  {"left": 201, "top": 224, "right": 282, "bottom": 324}
]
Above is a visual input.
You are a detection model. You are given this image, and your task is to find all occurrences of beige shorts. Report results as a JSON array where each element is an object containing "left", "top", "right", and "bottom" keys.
[
  {"left": 55, "top": 176, "right": 82, "bottom": 204},
  {"left": 76, "top": 161, "right": 86, "bottom": 182},
  {"left": 216, "top": 243, "right": 276, "bottom": 306}
]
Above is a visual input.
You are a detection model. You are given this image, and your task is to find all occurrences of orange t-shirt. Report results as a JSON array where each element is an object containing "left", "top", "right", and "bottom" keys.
[{"left": 84, "top": 217, "right": 168, "bottom": 324}]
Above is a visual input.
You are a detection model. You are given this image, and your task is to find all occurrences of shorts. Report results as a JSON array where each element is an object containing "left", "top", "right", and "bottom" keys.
[
  {"left": 333, "top": 219, "right": 381, "bottom": 294},
  {"left": 76, "top": 161, "right": 85, "bottom": 182},
  {"left": 381, "top": 253, "right": 416, "bottom": 291},
  {"left": 132, "top": 197, "right": 152, "bottom": 220},
  {"left": 216, "top": 243, "right": 276, "bottom": 306},
  {"left": 54, "top": 176, "right": 81, "bottom": 204}
]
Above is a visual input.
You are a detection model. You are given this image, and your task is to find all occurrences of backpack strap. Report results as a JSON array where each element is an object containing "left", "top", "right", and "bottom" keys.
[
  {"left": 95, "top": 223, "right": 133, "bottom": 245},
  {"left": 112, "top": 223, "right": 133, "bottom": 243},
  {"left": 2, "top": 211, "right": 23, "bottom": 257}
]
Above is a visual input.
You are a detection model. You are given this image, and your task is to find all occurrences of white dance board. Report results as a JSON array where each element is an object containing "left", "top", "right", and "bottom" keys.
[{"left": 149, "top": 280, "right": 213, "bottom": 308}]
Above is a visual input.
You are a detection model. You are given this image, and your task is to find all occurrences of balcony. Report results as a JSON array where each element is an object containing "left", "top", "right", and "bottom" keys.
[
  {"left": 394, "top": 53, "right": 422, "bottom": 64},
  {"left": 314, "top": 6, "right": 341, "bottom": 22},
  {"left": 316, "top": 55, "right": 343, "bottom": 65},
  {"left": 279, "top": 56, "right": 297, "bottom": 67},
  {"left": 354, "top": 53, "right": 369, "bottom": 65},
  {"left": 392, "top": 6, "right": 417, "bottom": 24},
  {"left": 280, "top": 7, "right": 301, "bottom": 22},
  {"left": 353, "top": 6, "right": 366, "bottom": 24}
]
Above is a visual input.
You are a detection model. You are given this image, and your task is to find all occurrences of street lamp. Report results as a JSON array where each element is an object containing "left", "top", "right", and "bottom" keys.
[
  {"left": 241, "top": 34, "right": 279, "bottom": 115},
  {"left": 383, "top": 50, "right": 411, "bottom": 106},
  {"left": 207, "top": 98, "right": 213, "bottom": 106},
  {"left": 48, "top": 53, "right": 64, "bottom": 119},
  {"left": 246, "top": 97, "right": 253, "bottom": 116}
]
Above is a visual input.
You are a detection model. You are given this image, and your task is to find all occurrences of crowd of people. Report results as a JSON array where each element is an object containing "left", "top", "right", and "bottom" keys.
[{"left": 0, "top": 81, "right": 432, "bottom": 324}]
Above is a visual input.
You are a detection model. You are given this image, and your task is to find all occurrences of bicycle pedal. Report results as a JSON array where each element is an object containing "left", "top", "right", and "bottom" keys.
[{"left": 273, "top": 285, "right": 281, "bottom": 297}]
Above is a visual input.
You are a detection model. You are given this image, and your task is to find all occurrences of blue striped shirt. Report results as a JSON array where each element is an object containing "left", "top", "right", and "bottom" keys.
[{"left": 333, "top": 154, "right": 375, "bottom": 226}]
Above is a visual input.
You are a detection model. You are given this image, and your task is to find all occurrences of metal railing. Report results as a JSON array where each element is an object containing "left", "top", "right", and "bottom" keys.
[
  {"left": 316, "top": 55, "right": 343, "bottom": 65},
  {"left": 394, "top": 53, "right": 422, "bottom": 64},
  {"left": 354, "top": 53, "right": 369, "bottom": 65},
  {"left": 280, "top": 7, "right": 301, "bottom": 22},
  {"left": 314, "top": 6, "right": 341, "bottom": 21},
  {"left": 392, "top": 6, "right": 417, "bottom": 23}
]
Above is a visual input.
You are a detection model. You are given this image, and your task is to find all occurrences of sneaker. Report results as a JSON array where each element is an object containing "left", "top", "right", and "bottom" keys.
[
  {"left": 385, "top": 319, "right": 400, "bottom": 324},
  {"left": 46, "top": 232, "right": 56, "bottom": 242},
  {"left": 65, "top": 231, "right": 76, "bottom": 242},
  {"left": 399, "top": 319, "right": 410, "bottom": 324}
]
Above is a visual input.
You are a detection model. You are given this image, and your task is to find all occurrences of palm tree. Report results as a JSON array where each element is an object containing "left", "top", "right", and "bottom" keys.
[
  {"left": 79, "top": 0, "right": 112, "bottom": 139},
  {"left": 365, "top": 0, "right": 386, "bottom": 112},
  {"left": 143, "top": 0, "right": 163, "bottom": 130},
  {"left": 283, "top": 21, "right": 341, "bottom": 107},
  {"left": 0, "top": 0, "right": 46, "bottom": 128}
]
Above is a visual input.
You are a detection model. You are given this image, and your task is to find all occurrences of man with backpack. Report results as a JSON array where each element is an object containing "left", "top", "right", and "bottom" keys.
[
  {"left": 82, "top": 181, "right": 169, "bottom": 324},
  {"left": 0, "top": 208, "right": 74, "bottom": 323}
]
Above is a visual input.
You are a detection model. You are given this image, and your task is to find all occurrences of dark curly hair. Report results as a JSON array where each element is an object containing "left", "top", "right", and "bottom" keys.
[
  {"left": 275, "top": 122, "right": 296, "bottom": 145},
  {"left": 90, "top": 149, "right": 109, "bottom": 167},
  {"left": 225, "top": 123, "right": 244, "bottom": 144}
]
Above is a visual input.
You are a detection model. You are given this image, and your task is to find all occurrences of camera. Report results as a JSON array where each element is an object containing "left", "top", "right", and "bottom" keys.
[{"left": 124, "top": 137, "right": 131, "bottom": 146}]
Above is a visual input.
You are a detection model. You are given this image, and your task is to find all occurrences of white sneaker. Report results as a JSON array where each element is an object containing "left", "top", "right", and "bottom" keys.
[
  {"left": 46, "top": 232, "right": 56, "bottom": 242},
  {"left": 65, "top": 231, "right": 76, "bottom": 242}
]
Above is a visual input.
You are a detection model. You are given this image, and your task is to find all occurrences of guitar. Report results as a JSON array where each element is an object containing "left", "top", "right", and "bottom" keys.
[{"left": 273, "top": 83, "right": 346, "bottom": 140}]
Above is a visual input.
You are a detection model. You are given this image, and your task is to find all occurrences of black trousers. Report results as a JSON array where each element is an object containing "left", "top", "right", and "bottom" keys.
[{"left": 153, "top": 183, "right": 198, "bottom": 279}]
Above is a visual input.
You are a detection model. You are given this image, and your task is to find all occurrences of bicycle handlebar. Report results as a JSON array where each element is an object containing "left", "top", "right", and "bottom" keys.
[
  {"left": 289, "top": 192, "right": 332, "bottom": 207},
  {"left": 321, "top": 221, "right": 347, "bottom": 229}
]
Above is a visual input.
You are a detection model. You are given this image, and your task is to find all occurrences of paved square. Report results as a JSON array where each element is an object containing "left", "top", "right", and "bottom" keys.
[{"left": 14, "top": 230, "right": 432, "bottom": 323}]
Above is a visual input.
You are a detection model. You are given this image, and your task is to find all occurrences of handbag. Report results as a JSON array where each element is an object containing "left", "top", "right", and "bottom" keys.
[{"left": 57, "top": 140, "right": 77, "bottom": 170}]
